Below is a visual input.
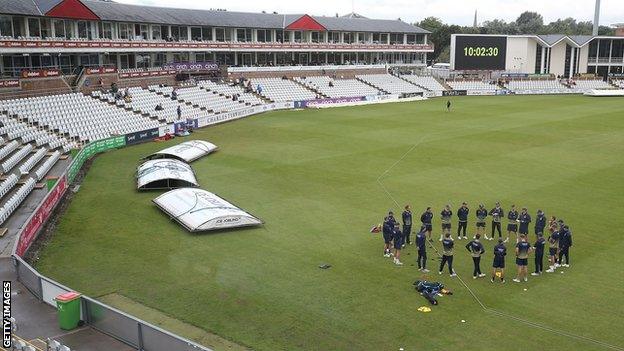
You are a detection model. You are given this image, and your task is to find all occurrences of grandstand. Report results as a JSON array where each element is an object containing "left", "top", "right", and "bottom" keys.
[
  {"left": 357, "top": 74, "right": 425, "bottom": 94},
  {"left": 251, "top": 78, "right": 318, "bottom": 102},
  {"left": 447, "top": 80, "right": 498, "bottom": 92},
  {"left": 400, "top": 75, "right": 447, "bottom": 92},
  {"left": 198, "top": 81, "right": 265, "bottom": 105},
  {"left": 504, "top": 79, "right": 569, "bottom": 94},
  {"left": 568, "top": 79, "right": 615, "bottom": 92},
  {"left": 294, "top": 76, "right": 382, "bottom": 98}
]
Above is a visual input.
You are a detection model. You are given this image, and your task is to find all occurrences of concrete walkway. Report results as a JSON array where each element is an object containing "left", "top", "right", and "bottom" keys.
[{"left": 1, "top": 257, "right": 134, "bottom": 351}]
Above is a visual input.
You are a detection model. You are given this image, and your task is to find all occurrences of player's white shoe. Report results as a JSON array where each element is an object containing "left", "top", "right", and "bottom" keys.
[
  {"left": 554, "top": 263, "right": 560, "bottom": 268},
  {"left": 394, "top": 259, "right": 403, "bottom": 266},
  {"left": 512, "top": 278, "right": 521, "bottom": 283},
  {"left": 438, "top": 271, "right": 443, "bottom": 275},
  {"left": 422, "top": 269, "right": 430, "bottom": 273},
  {"left": 523, "top": 278, "right": 528, "bottom": 282},
  {"left": 473, "top": 276, "right": 477, "bottom": 279},
  {"left": 531, "top": 272, "right": 540, "bottom": 276},
  {"left": 450, "top": 273, "right": 457, "bottom": 277},
  {"left": 479, "top": 273, "right": 486, "bottom": 278},
  {"left": 546, "top": 268, "right": 555, "bottom": 273},
  {"left": 563, "top": 264, "right": 570, "bottom": 267}
]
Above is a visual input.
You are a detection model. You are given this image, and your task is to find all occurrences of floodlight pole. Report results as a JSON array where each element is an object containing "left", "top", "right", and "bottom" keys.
[{"left": 593, "top": 0, "right": 601, "bottom": 36}]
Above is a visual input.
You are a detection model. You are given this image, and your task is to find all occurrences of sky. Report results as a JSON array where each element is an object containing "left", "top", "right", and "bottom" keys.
[{"left": 116, "top": 0, "right": 624, "bottom": 26}]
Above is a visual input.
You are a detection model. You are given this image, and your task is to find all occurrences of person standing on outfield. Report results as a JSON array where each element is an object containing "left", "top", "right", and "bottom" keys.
[
  {"left": 446, "top": 100, "right": 451, "bottom": 112},
  {"left": 532, "top": 233, "right": 546, "bottom": 276},
  {"left": 382, "top": 211, "right": 396, "bottom": 257},
  {"left": 392, "top": 222, "right": 404, "bottom": 265},
  {"left": 518, "top": 207, "right": 531, "bottom": 238},
  {"left": 513, "top": 234, "right": 532, "bottom": 282},
  {"left": 439, "top": 233, "right": 456, "bottom": 277},
  {"left": 489, "top": 202, "right": 504, "bottom": 240},
  {"left": 476, "top": 204, "right": 489, "bottom": 239},
  {"left": 546, "top": 229, "right": 560, "bottom": 272},
  {"left": 558, "top": 225, "right": 572, "bottom": 267},
  {"left": 416, "top": 226, "right": 429, "bottom": 272},
  {"left": 457, "top": 202, "right": 469, "bottom": 240},
  {"left": 535, "top": 210, "right": 546, "bottom": 237},
  {"left": 506, "top": 204, "right": 519, "bottom": 243},
  {"left": 402, "top": 205, "right": 413, "bottom": 246},
  {"left": 421, "top": 207, "right": 434, "bottom": 242},
  {"left": 466, "top": 234, "right": 486, "bottom": 279},
  {"left": 491, "top": 238, "right": 507, "bottom": 283},
  {"left": 440, "top": 205, "right": 452, "bottom": 241}
]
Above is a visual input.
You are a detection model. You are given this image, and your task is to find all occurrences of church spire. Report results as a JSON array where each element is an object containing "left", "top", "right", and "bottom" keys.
[{"left": 473, "top": 9, "right": 478, "bottom": 28}]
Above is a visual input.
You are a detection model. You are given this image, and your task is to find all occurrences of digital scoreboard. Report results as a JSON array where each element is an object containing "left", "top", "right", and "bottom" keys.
[{"left": 452, "top": 35, "right": 507, "bottom": 71}]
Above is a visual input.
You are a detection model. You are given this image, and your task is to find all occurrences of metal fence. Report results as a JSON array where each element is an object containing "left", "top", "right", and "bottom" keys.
[{"left": 13, "top": 255, "right": 212, "bottom": 351}]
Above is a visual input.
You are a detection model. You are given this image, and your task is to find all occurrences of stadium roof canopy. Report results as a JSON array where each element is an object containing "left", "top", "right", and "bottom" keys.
[
  {"left": 0, "top": 0, "right": 429, "bottom": 33},
  {"left": 153, "top": 188, "right": 263, "bottom": 232},
  {"left": 144, "top": 140, "right": 218, "bottom": 163},
  {"left": 136, "top": 158, "right": 198, "bottom": 190}
]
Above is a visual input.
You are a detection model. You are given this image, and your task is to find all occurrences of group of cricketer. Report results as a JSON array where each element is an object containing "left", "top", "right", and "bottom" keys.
[{"left": 381, "top": 202, "right": 573, "bottom": 283}]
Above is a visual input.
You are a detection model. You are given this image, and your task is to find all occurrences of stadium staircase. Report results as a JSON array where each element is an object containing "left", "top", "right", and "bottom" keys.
[
  {"left": 291, "top": 78, "right": 328, "bottom": 98},
  {"left": 355, "top": 77, "right": 390, "bottom": 94},
  {"left": 395, "top": 74, "right": 435, "bottom": 93},
  {"left": 438, "top": 78, "right": 453, "bottom": 91}
]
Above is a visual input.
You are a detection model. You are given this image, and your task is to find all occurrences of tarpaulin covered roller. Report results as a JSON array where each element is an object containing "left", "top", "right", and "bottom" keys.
[
  {"left": 153, "top": 188, "right": 263, "bottom": 232},
  {"left": 144, "top": 140, "right": 218, "bottom": 163},
  {"left": 136, "top": 159, "right": 198, "bottom": 190}
]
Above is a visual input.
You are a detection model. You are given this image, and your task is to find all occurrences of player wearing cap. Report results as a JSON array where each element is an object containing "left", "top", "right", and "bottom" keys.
[
  {"left": 392, "top": 222, "right": 404, "bottom": 265},
  {"left": 513, "top": 234, "right": 532, "bottom": 282},
  {"left": 531, "top": 233, "right": 546, "bottom": 276},
  {"left": 466, "top": 234, "right": 486, "bottom": 279},
  {"left": 506, "top": 204, "right": 519, "bottom": 243},
  {"left": 439, "top": 233, "right": 456, "bottom": 277},
  {"left": 421, "top": 207, "right": 434, "bottom": 242},
  {"left": 475, "top": 204, "right": 489, "bottom": 240},
  {"left": 382, "top": 211, "right": 396, "bottom": 257},
  {"left": 457, "top": 202, "right": 469, "bottom": 240},
  {"left": 491, "top": 238, "right": 507, "bottom": 283},
  {"left": 518, "top": 207, "right": 531, "bottom": 238},
  {"left": 416, "top": 226, "right": 429, "bottom": 272},
  {"left": 489, "top": 202, "right": 504, "bottom": 240},
  {"left": 402, "top": 205, "right": 413, "bottom": 246},
  {"left": 440, "top": 205, "right": 452, "bottom": 241}
]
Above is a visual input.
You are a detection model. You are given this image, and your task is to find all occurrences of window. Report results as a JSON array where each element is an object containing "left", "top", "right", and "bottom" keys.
[
  {"left": 179, "top": 26, "right": 188, "bottom": 40},
  {"left": 119, "top": 23, "right": 130, "bottom": 39},
  {"left": 0, "top": 16, "right": 13, "bottom": 37},
  {"left": 53, "top": 19, "right": 65, "bottom": 38},
  {"left": 99, "top": 22, "right": 112, "bottom": 39},
  {"left": 380, "top": 33, "right": 388, "bottom": 43},
  {"left": 40, "top": 19, "right": 51, "bottom": 38},
  {"left": 293, "top": 31, "right": 302, "bottom": 43},
  {"left": 357, "top": 32, "right": 365, "bottom": 43},
  {"left": 191, "top": 27, "right": 202, "bottom": 41},
  {"left": 311, "top": 31, "right": 320, "bottom": 43},
  {"left": 406, "top": 34, "right": 415, "bottom": 44},
  {"left": 137, "top": 24, "right": 148, "bottom": 40},
  {"left": 28, "top": 18, "right": 40, "bottom": 37},
  {"left": 202, "top": 27, "right": 212, "bottom": 41},
  {"left": 343, "top": 32, "right": 354, "bottom": 44},
  {"left": 416, "top": 34, "right": 425, "bottom": 44},
  {"left": 215, "top": 28, "right": 225, "bottom": 42},
  {"left": 276, "top": 30, "right": 284, "bottom": 43},
  {"left": 328, "top": 31, "right": 340, "bottom": 43},
  {"left": 257, "top": 29, "right": 272, "bottom": 42},
  {"left": 12, "top": 17, "right": 24, "bottom": 37},
  {"left": 236, "top": 28, "right": 252, "bottom": 42},
  {"left": 151, "top": 25, "right": 161, "bottom": 40},
  {"left": 389, "top": 33, "right": 403, "bottom": 44},
  {"left": 77, "top": 21, "right": 89, "bottom": 39}
]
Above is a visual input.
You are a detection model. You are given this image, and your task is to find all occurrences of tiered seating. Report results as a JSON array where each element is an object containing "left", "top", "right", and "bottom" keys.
[
  {"left": 149, "top": 85, "right": 175, "bottom": 96},
  {"left": 119, "top": 87, "right": 204, "bottom": 123},
  {"left": 569, "top": 79, "right": 613, "bottom": 91},
  {"left": 447, "top": 80, "right": 498, "bottom": 91},
  {"left": 400, "top": 75, "right": 447, "bottom": 92},
  {"left": 613, "top": 79, "right": 624, "bottom": 88},
  {"left": 294, "top": 76, "right": 381, "bottom": 98},
  {"left": 0, "top": 174, "right": 18, "bottom": 199},
  {"left": 1, "top": 144, "right": 33, "bottom": 174},
  {"left": 505, "top": 80, "right": 568, "bottom": 93},
  {"left": 176, "top": 86, "right": 245, "bottom": 113},
  {"left": 197, "top": 80, "right": 264, "bottom": 105},
  {"left": 34, "top": 151, "right": 60, "bottom": 181},
  {"left": 0, "top": 141, "right": 19, "bottom": 160},
  {"left": 250, "top": 78, "right": 317, "bottom": 102},
  {"left": 0, "top": 93, "right": 162, "bottom": 143},
  {"left": 0, "top": 178, "right": 35, "bottom": 225},
  {"left": 356, "top": 74, "right": 425, "bottom": 95},
  {"left": 19, "top": 148, "right": 46, "bottom": 175}
]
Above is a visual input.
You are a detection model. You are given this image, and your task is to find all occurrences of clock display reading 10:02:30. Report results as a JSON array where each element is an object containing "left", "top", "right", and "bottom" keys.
[{"left": 463, "top": 46, "right": 500, "bottom": 57}]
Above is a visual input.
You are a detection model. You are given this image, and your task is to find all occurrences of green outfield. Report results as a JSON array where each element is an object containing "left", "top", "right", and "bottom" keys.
[{"left": 36, "top": 95, "right": 624, "bottom": 351}]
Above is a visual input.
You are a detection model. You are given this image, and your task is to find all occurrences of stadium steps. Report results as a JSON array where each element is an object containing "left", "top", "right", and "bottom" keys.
[
  {"left": 290, "top": 78, "right": 328, "bottom": 98},
  {"left": 355, "top": 77, "right": 390, "bottom": 94},
  {"left": 437, "top": 77, "right": 453, "bottom": 90},
  {"left": 395, "top": 74, "right": 433, "bottom": 92}
]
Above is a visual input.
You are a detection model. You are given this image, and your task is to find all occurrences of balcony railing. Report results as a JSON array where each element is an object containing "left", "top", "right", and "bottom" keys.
[
  {"left": 0, "top": 37, "right": 433, "bottom": 52},
  {"left": 588, "top": 57, "right": 624, "bottom": 64}
]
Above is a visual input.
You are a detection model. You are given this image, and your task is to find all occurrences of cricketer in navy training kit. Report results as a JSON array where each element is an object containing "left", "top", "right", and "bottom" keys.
[
  {"left": 491, "top": 238, "right": 507, "bottom": 283},
  {"left": 489, "top": 202, "right": 504, "bottom": 240},
  {"left": 421, "top": 207, "right": 434, "bottom": 242},
  {"left": 402, "top": 205, "right": 413, "bottom": 246},
  {"left": 439, "top": 233, "right": 456, "bottom": 277},
  {"left": 457, "top": 202, "right": 469, "bottom": 240},
  {"left": 466, "top": 234, "right": 486, "bottom": 279},
  {"left": 440, "top": 205, "right": 452, "bottom": 241},
  {"left": 416, "top": 226, "right": 429, "bottom": 272}
]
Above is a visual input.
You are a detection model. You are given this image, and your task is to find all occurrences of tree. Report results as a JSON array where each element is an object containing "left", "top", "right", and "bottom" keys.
[{"left": 516, "top": 11, "right": 544, "bottom": 34}]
